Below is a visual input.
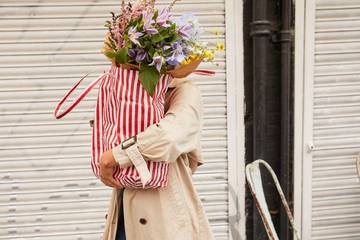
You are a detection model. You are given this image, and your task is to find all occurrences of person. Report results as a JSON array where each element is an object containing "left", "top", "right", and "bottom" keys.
[{"left": 98, "top": 76, "right": 215, "bottom": 240}]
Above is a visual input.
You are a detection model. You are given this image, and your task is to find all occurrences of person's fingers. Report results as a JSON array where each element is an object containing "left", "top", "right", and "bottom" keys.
[
  {"left": 100, "top": 166, "right": 123, "bottom": 189},
  {"left": 99, "top": 178, "right": 108, "bottom": 187},
  {"left": 102, "top": 178, "right": 122, "bottom": 189},
  {"left": 108, "top": 177, "right": 122, "bottom": 189},
  {"left": 99, "top": 168, "right": 113, "bottom": 187},
  {"left": 100, "top": 175, "right": 118, "bottom": 188}
]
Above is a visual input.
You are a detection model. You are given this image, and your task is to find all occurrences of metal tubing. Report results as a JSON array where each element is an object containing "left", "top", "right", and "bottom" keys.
[
  {"left": 251, "top": 0, "right": 270, "bottom": 238},
  {"left": 279, "top": 0, "right": 293, "bottom": 239}
]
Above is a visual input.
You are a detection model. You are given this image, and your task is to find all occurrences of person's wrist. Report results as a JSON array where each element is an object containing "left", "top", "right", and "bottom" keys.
[{"left": 112, "top": 137, "right": 136, "bottom": 168}]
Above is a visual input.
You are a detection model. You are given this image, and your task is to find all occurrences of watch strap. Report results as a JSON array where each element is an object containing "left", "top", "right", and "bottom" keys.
[{"left": 124, "top": 144, "right": 151, "bottom": 188}]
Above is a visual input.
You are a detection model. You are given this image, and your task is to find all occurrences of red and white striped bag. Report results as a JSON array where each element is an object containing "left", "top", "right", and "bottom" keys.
[{"left": 54, "top": 65, "right": 173, "bottom": 189}]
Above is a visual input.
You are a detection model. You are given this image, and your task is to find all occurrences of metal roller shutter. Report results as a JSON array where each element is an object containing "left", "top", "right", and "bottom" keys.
[
  {"left": 296, "top": 0, "right": 360, "bottom": 239},
  {"left": 0, "top": 0, "right": 230, "bottom": 239}
]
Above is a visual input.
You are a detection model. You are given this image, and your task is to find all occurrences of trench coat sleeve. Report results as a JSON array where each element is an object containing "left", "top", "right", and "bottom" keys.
[{"left": 112, "top": 80, "right": 203, "bottom": 169}]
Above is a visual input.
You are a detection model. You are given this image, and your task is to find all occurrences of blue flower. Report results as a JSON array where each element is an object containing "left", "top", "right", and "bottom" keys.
[
  {"left": 165, "top": 42, "right": 185, "bottom": 66},
  {"left": 173, "top": 13, "right": 201, "bottom": 41},
  {"left": 173, "top": 13, "right": 196, "bottom": 26}
]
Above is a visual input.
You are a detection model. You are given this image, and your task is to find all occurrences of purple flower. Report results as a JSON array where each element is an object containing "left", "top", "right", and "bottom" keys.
[
  {"left": 166, "top": 54, "right": 185, "bottom": 66},
  {"left": 128, "top": 26, "right": 143, "bottom": 46},
  {"left": 156, "top": 8, "right": 171, "bottom": 27},
  {"left": 177, "top": 23, "right": 192, "bottom": 40},
  {"left": 165, "top": 42, "right": 185, "bottom": 66},
  {"left": 128, "top": 48, "right": 136, "bottom": 58},
  {"left": 173, "top": 13, "right": 197, "bottom": 26},
  {"left": 135, "top": 50, "right": 147, "bottom": 63},
  {"left": 162, "top": 45, "right": 171, "bottom": 51},
  {"left": 149, "top": 55, "right": 164, "bottom": 72},
  {"left": 173, "top": 13, "right": 201, "bottom": 41},
  {"left": 128, "top": 48, "right": 147, "bottom": 63},
  {"left": 142, "top": 11, "right": 158, "bottom": 35}
]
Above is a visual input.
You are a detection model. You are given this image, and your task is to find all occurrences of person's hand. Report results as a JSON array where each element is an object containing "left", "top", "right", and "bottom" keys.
[{"left": 99, "top": 150, "right": 123, "bottom": 189}]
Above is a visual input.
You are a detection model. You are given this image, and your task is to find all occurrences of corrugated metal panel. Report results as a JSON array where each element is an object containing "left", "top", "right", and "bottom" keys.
[
  {"left": 312, "top": 0, "right": 360, "bottom": 239},
  {"left": 0, "top": 1, "right": 228, "bottom": 239}
]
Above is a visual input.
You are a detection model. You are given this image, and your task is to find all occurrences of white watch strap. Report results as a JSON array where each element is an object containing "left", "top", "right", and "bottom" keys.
[{"left": 124, "top": 144, "right": 151, "bottom": 188}]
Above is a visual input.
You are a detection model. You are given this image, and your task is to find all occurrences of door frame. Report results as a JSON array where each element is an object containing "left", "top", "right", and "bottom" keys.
[
  {"left": 294, "top": 0, "right": 316, "bottom": 239},
  {"left": 225, "top": 0, "right": 246, "bottom": 239}
]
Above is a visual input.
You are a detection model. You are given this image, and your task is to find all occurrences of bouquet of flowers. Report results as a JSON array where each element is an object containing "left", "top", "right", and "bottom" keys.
[
  {"left": 54, "top": 0, "right": 223, "bottom": 189},
  {"left": 101, "top": 0, "right": 216, "bottom": 96}
]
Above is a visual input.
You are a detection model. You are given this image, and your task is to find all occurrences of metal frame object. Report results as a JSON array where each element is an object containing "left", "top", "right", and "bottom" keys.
[
  {"left": 245, "top": 159, "right": 301, "bottom": 240},
  {"left": 356, "top": 153, "right": 360, "bottom": 180}
]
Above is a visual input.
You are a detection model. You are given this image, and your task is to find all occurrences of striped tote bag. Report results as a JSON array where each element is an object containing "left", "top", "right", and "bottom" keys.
[{"left": 54, "top": 65, "right": 173, "bottom": 189}]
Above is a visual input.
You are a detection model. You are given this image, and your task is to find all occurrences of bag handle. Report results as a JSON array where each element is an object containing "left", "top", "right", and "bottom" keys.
[
  {"left": 193, "top": 69, "right": 215, "bottom": 76},
  {"left": 54, "top": 72, "right": 109, "bottom": 119},
  {"left": 54, "top": 68, "right": 214, "bottom": 119}
]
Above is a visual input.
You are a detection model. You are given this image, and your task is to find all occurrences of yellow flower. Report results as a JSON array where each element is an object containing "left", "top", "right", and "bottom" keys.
[
  {"left": 181, "top": 58, "right": 191, "bottom": 65},
  {"left": 191, "top": 53, "right": 200, "bottom": 60},
  {"left": 203, "top": 50, "right": 214, "bottom": 61},
  {"left": 215, "top": 42, "right": 225, "bottom": 51},
  {"left": 181, "top": 53, "right": 202, "bottom": 66}
]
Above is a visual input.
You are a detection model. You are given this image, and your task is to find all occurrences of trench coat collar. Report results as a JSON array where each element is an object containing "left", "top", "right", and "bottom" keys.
[{"left": 168, "top": 77, "right": 187, "bottom": 88}]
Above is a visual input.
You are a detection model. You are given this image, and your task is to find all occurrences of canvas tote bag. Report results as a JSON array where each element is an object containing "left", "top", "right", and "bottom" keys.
[{"left": 54, "top": 64, "right": 173, "bottom": 189}]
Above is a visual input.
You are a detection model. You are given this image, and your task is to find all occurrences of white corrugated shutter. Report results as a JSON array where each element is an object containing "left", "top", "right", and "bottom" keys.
[
  {"left": 296, "top": 0, "right": 360, "bottom": 239},
  {"left": 0, "top": 1, "right": 229, "bottom": 239}
]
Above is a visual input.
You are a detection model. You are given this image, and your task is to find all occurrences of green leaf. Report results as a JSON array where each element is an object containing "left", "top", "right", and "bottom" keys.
[
  {"left": 148, "top": 47, "right": 155, "bottom": 57},
  {"left": 139, "top": 63, "right": 160, "bottom": 97},
  {"left": 166, "top": 34, "right": 179, "bottom": 44},
  {"left": 104, "top": 51, "right": 116, "bottom": 59},
  {"left": 153, "top": 10, "right": 159, "bottom": 20},
  {"left": 115, "top": 48, "right": 128, "bottom": 64},
  {"left": 151, "top": 34, "right": 165, "bottom": 43}
]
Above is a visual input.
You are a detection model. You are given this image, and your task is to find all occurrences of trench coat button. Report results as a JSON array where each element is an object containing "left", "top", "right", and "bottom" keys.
[
  {"left": 89, "top": 119, "right": 94, "bottom": 127},
  {"left": 105, "top": 214, "right": 108, "bottom": 219},
  {"left": 139, "top": 218, "right": 147, "bottom": 224}
]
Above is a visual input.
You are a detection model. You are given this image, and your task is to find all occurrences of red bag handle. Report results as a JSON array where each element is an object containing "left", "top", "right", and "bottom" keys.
[
  {"left": 54, "top": 72, "right": 109, "bottom": 119},
  {"left": 54, "top": 69, "right": 214, "bottom": 119},
  {"left": 193, "top": 70, "right": 215, "bottom": 76}
]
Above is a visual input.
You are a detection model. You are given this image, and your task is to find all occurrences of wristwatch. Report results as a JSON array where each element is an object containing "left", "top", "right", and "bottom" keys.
[{"left": 120, "top": 135, "right": 151, "bottom": 188}]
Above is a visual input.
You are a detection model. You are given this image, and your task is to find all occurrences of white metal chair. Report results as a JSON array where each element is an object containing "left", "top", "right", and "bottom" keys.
[{"left": 245, "top": 159, "right": 301, "bottom": 240}]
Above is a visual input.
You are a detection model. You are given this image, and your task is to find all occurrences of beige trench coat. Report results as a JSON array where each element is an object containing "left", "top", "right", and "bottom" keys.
[{"left": 102, "top": 77, "right": 215, "bottom": 240}]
